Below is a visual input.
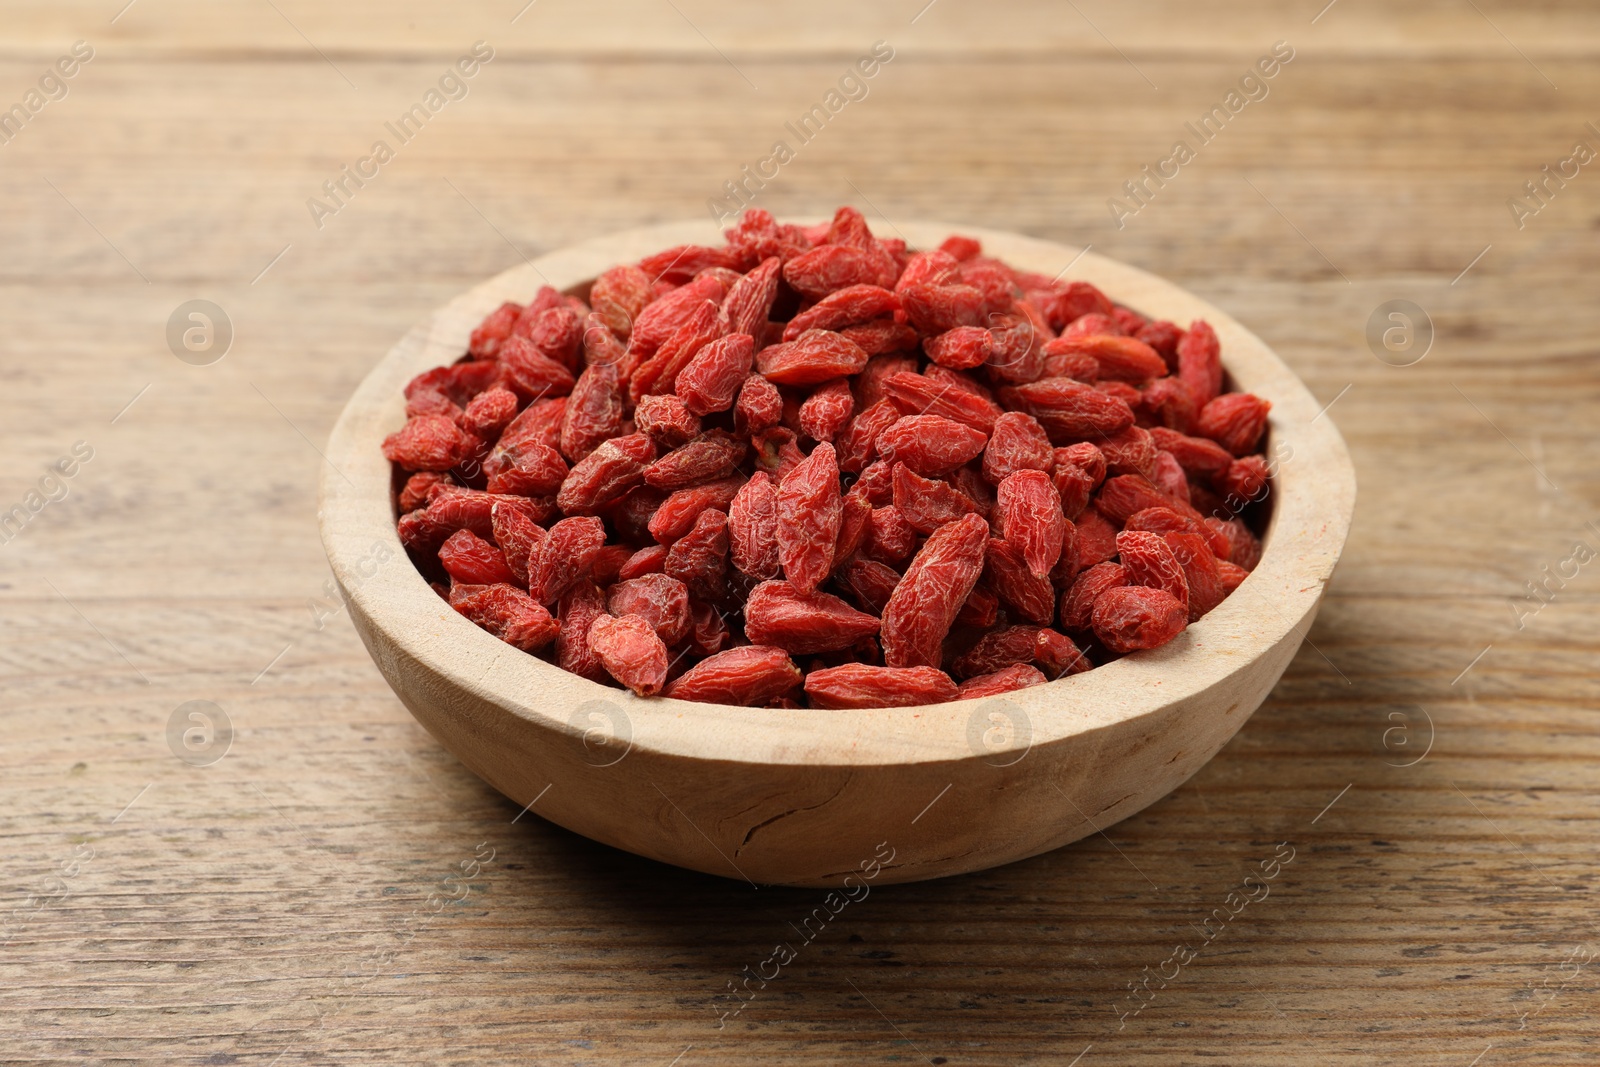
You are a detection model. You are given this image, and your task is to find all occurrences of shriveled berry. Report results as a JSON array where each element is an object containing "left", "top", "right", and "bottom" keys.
[
  {"left": 721, "top": 257, "right": 781, "bottom": 336},
  {"left": 527, "top": 515, "right": 606, "bottom": 604},
  {"left": 1177, "top": 320, "right": 1223, "bottom": 408},
  {"left": 1098, "top": 425, "right": 1159, "bottom": 479},
  {"left": 676, "top": 333, "right": 754, "bottom": 416},
  {"left": 1195, "top": 393, "right": 1271, "bottom": 456},
  {"left": 486, "top": 442, "right": 568, "bottom": 497},
  {"left": 1061, "top": 561, "right": 1128, "bottom": 632},
  {"left": 1045, "top": 335, "right": 1167, "bottom": 382},
  {"left": 644, "top": 430, "right": 747, "bottom": 491},
  {"left": 665, "top": 507, "right": 730, "bottom": 602},
  {"left": 882, "top": 371, "right": 1001, "bottom": 434},
  {"left": 923, "top": 326, "right": 993, "bottom": 370},
  {"left": 875, "top": 415, "right": 988, "bottom": 477},
  {"left": 634, "top": 393, "right": 702, "bottom": 449},
  {"left": 757, "top": 329, "right": 871, "bottom": 385},
  {"left": 399, "top": 471, "right": 450, "bottom": 513},
  {"left": 984, "top": 537, "right": 1056, "bottom": 625},
  {"left": 952, "top": 625, "right": 1041, "bottom": 680},
  {"left": 664, "top": 645, "right": 801, "bottom": 706},
  {"left": 589, "top": 264, "right": 653, "bottom": 337},
  {"left": 556, "top": 433, "right": 656, "bottom": 515},
  {"left": 587, "top": 613, "right": 670, "bottom": 696},
  {"left": 983, "top": 411, "right": 1054, "bottom": 485},
  {"left": 776, "top": 442, "right": 843, "bottom": 594},
  {"left": 560, "top": 362, "right": 623, "bottom": 462},
  {"left": 499, "top": 335, "right": 577, "bottom": 400},
  {"left": 957, "top": 663, "right": 1047, "bottom": 699},
  {"left": 607, "top": 573, "right": 691, "bottom": 646},
  {"left": 995, "top": 469, "right": 1066, "bottom": 578},
  {"left": 837, "top": 558, "right": 901, "bottom": 615},
  {"left": 463, "top": 387, "right": 519, "bottom": 441},
  {"left": 898, "top": 282, "right": 986, "bottom": 334},
  {"left": 551, "top": 582, "right": 608, "bottom": 685},
  {"left": 649, "top": 476, "right": 745, "bottom": 544},
  {"left": 383, "top": 414, "right": 472, "bottom": 472},
  {"left": 469, "top": 301, "right": 520, "bottom": 359},
  {"left": 728, "top": 472, "right": 780, "bottom": 580},
  {"left": 1115, "top": 530, "right": 1190, "bottom": 611},
  {"left": 804, "top": 664, "right": 958, "bottom": 709},
  {"left": 1034, "top": 628, "right": 1091, "bottom": 678},
  {"left": 783, "top": 284, "right": 900, "bottom": 340},
  {"left": 733, "top": 373, "right": 784, "bottom": 436},
  {"left": 618, "top": 543, "right": 669, "bottom": 580},
  {"left": 999, "top": 378, "right": 1135, "bottom": 443},
  {"left": 798, "top": 379, "right": 855, "bottom": 444},
  {"left": 449, "top": 582, "right": 559, "bottom": 652},
  {"left": 782, "top": 245, "right": 897, "bottom": 298},
  {"left": 744, "top": 580, "right": 881, "bottom": 654},
  {"left": 881, "top": 513, "right": 988, "bottom": 668},
  {"left": 892, "top": 463, "right": 979, "bottom": 534},
  {"left": 439, "top": 528, "right": 517, "bottom": 585},
  {"left": 1091, "top": 585, "right": 1187, "bottom": 654}
]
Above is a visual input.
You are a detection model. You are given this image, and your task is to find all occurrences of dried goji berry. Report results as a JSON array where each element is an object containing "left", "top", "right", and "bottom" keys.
[
  {"left": 798, "top": 378, "right": 855, "bottom": 443},
  {"left": 983, "top": 411, "right": 1054, "bottom": 485},
  {"left": 1115, "top": 530, "right": 1190, "bottom": 612},
  {"left": 383, "top": 414, "right": 472, "bottom": 472},
  {"left": 1034, "top": 628, "right": 1091, "bottom": 678},
  {"left": 1195, "top": 393, "right": 1271, "bottom": 457},
  {"left": 589, "top": 264, "right": 653, "bottom": 338},
  {"left": 999, "top": 378, "right": 1134, "bottom": 442},
  {"left": 439, "top": 528, "right": 517, "bottom": 586},
  {"left": 556, "top": 433, "right": 656, "bottom": 515},
  {"left": 891, "top": 463, "right": 979, "bottom": 534},
  {"left": 957, "top": 663, "right": 1047, "bottom": 699},
  {"left": 728, "top": 472, "right": 780, "bottom": 580},
  {"left": 995, "top": 469, "right": 1066, "bottom": 578},
  {"left": 527, "top": 515, "right": 606, "bottom": 604},
  {"left": 665, "top": 507, "right": 730, "bottom": 602},
  {"left": 1060, "top": 561, "right": 1128, "bottom": 632},
  {"left": 664, "top": 645, "right": 802, "bottom": 706},
  {"left": 556, "top": 580, "right": 609, "bottom": 681},
  {"left": 776, "top": 442, "right": 842, "bottom": 593},
  {"left": 1091, "top": 585, "right": 1187, "bottom": 654},
  {"left": 644, "top": 430, "right": 747, "bottom": 491},
  {"left": 952, "top": 625, "right": 1041, "bottom": 680},
  {"left": 1177, "top": 320, "right": 1223, "bottom": 408},
  {"left": 449, "top": 582, "right": 559, "bottom": 652},
  {"left": 560, "top": 362, "right": 622, "bottom": 463},
  {"left": 756, "top": 329, "right": 872, "bottom": 385},
  {"left": 881, "top": 513, "right": 988, "bottom": 668},
  {"left": 744, "top": 580, "right": 882, "bottom": 654},
  {"left": 804, "top": 664, "right": 959, "bottom": 708},
  {"left": 675, "top": 333, "right": 755, "bottom": 416},
  {"left": 607, "top": 573, "right": 691, "bottom": 646},
  {"left": 587, "top": 613, "right": 669, "bottom": 695},
  {"left": 875, "top": 414, "right": 988, "bottom": 477}
]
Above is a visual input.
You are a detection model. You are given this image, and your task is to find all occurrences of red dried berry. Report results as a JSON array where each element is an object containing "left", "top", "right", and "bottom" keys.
[
  {"left": 618, "top": 543, "right": 669, "bottom": 581},
  {"left": 664, "top": 645, "right": 802, "bottom": 706},
  {"left": 804, "top": 664, "right": 959, "bottom": 709},
  {"left": 875, "top": 415, "right": 988, "bottom": 478},
  {"left": 898, "top": 282, "right": 986, "bottom": 334},
  {"left": 923, "top": 326, "right": 993, "bottom": 370},
  {"left": 952, "top": 625, "right": 1042, "bottom": 680},
  {"left": 1045, "top": 334, "right": 1167, "bottom": 382},
  {"left": 957, "top": 664, "right": 1048, "bottom": 699},
  {"left": 721, "top": 257, "right": 781, "bottom": 337},
  {"left": 1034, "top": 628, "right": 1091, "bottom": 678},
  {"left": 486, "top": 442, "right": 569, "bottom": 497},
  {"left": 1195, "top": 393, "right": 1271, "bottom": 457},
  {"left": 383, "top": 414, "right": 472, "bottom": 472},
  {"left": 782, "top": 245, "right": 897, "bottom": 299},
  {"left": 999, "top": 378, "right": 1135, "bottom": 442},
  {"left": 881, "top": 371, "right": 1001, "bottom": 434},
  {"left": 590, "top": 264, "right": 653, "bottom": 338},
  {"left": 527, "top": 515, "right": 606, "bottom": 604},
  {"left": 648, "top": 476, "right": 744, "bottom": 544},
  {"left": 881, "top": 513, "right": 988, "bottom": 668},
  {"left": 743, "top": 580, "right": 881, "bottom": 655},
  {"left": 775, "top": 442, "right": 842, "bottom": 594},
  {"left": 837, "top": 558, "right": 901, "bottom": 615},
  {"left": 607, "top": 573, "right": 691, "bottom": 646},
  {"left": 560, "top": 362, "right": 623, "bottom": 463},
  {"left": 984, "top": 537, "right": 1056, "bottom": 626},
  {"left": 675, "top": 332, "right": 755, "bottom": 416},
  {"left": 644, "top": 430, "right": 747, "bottom": 491},
  {"left": 995, "top": 470, "right": 1066, "bottom": 578},
  {"left": 463, "top": 387, "right": 519, "bottom": 442},
  {"left": 1091, "top": 585, "right": 1187, "bottom": 654},
  {"left": 983, "top": 411, "right": 1054, "bottom": 485},
  {"left": 783, "top": 284, "right": 900, "bottom": 341},
  {"left": 665, "top": 507, "right": 730, "bottom": 602},
  {"left": 757, "top": 329, "right": 872, "bottom": 386},
  {"left": 1115, "top": 530, "right": 1191, "bottom": 612},
  {"left": 439, "top": 528, "right": 517, "bottom": 586},
  {"left": 1177, "top": 320, "right": 1223, "bottom": 408},
  {"left": 556, "top": 433, "right": 656, "bottom": 515},
  {"left": 1149, "top": 426, "right": 1233, "bottom": 480},
  {"left": 728, "top": 472, "right": 780, "bottom": 580},
  {"left": 891, "top": 463, "right": 979, "bottom": 535},
  {"left": 1061, "top": 561, "right": 1129, "bottom": 632},
  {"left": 798, "top": 378, "right": 855, "bottom": 444},
  {"left": 500, "top": 335, "right": 577, "bottom": 400},
  {"left": 587, "top": 613, "right": 670, "bottom": 696},
  {"left": 556, "top": 580, "right": 609, "bottom": 682},
  {"left": 449, "top": 582, "right": 559, "bottom": 652}
]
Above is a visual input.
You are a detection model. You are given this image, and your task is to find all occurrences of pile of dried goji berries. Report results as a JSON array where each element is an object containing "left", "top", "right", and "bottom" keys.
[{"left": 384, "top": 207, "right": 1271, "bottom": 709}]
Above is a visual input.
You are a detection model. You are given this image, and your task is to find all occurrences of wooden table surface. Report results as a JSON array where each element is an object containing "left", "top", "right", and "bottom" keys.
[{"left": 3, "top": 2, "right": 1597, "bottom": 1063}]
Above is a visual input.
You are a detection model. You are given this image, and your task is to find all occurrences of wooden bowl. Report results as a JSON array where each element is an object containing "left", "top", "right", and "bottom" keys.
[{"left": 319, "top": 220, "right": 1355, "bottom": 887}]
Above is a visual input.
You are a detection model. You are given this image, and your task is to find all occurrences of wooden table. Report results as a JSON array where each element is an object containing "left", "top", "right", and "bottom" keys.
[{"left": 3, "top": 2, "right": 1596, "bottom": 1063}]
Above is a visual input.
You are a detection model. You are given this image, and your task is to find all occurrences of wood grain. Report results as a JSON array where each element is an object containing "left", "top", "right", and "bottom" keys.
[{"left": 1, "top": 1, "right": 1597, "bottom": 1064}]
